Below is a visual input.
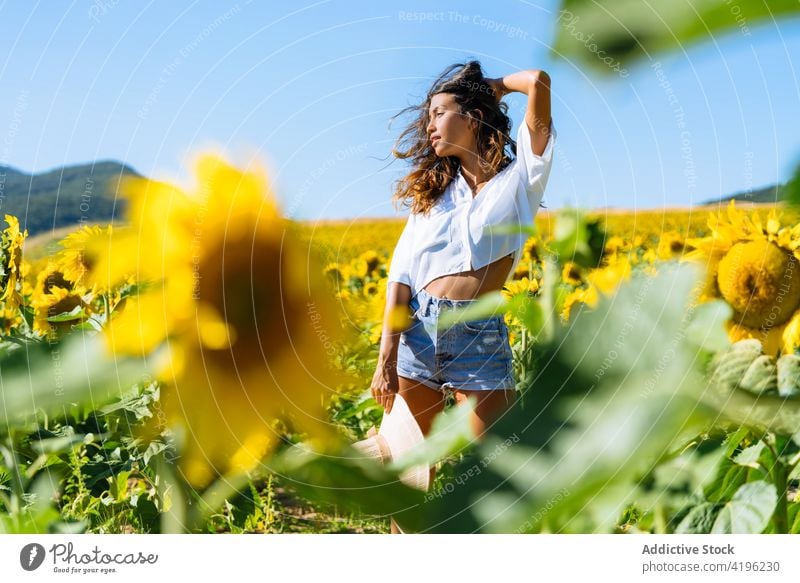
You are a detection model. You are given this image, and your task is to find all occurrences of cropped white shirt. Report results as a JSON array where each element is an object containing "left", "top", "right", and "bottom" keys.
[{"left": 387, "top": 118, "right": 556, "bottom": 297}]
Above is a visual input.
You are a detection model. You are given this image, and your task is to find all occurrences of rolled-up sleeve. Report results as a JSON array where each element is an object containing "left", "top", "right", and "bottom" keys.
[
  {"left": 387, "top": 212, "right": 415, "bottom": 290},
  {"left": 515, "top": 118, "right": 556, "bottom": 213}
]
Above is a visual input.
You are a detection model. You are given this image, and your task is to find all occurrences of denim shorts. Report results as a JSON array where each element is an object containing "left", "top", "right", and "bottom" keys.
[{"left": 396, "top": 287, "right": 516, "bottom": 393}]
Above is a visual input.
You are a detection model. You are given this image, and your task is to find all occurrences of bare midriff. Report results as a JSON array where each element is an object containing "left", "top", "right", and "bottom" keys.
[{"left": 423, "top": 252, "right": 514, "bottom": 301}]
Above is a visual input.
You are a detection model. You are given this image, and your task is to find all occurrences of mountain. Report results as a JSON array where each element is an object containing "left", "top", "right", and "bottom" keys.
[
  {"left": 698, "top": 183, "right": 783, "bottom": 206},
  {"left": 0, "top": 160, "right": 141, "bottom": 236}
]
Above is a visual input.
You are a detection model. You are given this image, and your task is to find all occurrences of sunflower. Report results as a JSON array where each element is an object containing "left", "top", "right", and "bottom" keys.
[
  {"left": 588, "top": 254, "right": 633, "bottom": 293},
  {"left": 0, "top": 305, "right": 22, "bottom": 335},
  {"left": 510, "top": 237, "right": 542, "bottom": 280},
  {"left": 337, "top": 275, "right": 392, "bottom": 344},
  {"left": 656, "top": 231, "right": 686, "bottom": 260},
  {"left": 512, "top": 259, "right": 533, "bottom": 279},
  {"left": 604, "top": 235, "right": 627, "bottom": 255},
  {"left": 0, "top": 215, "right": 28, "bottom": 313},
  {"left": 29, "top": 262, "right": 89, "bottom": 338},
  {"left": 502, "top": 277, "right": 539, "bottom": 301},
  {"left": 349, "top": 250, "right": 383, "bottom": 281},
  {"left": 358, "top": 250, "right": 381, "bottom": 277},
  {"left": 561, "top": 261, "right": 583, "bottom": 286},
  {"left": 501, "top": 277, "right": 540, "bottom": 330},
  {"left": 522, "top": 236, "right": 541, "bottom": 262},
  {"left": 716, "top": 239, "right": 800, "bottom": 328},
  {"left": 56, "top": 224, "right": 115, "bottom": 293},
  {"left": 99, "top": 153, "right": 348, "bottom": 487},
  {"left": 323, "top": 262, "right": 345, "bottom": 286},
  {"left": 683, "top": 200, "right": 800, "bottom": 356},
  {"left": 560, "top": 254, "right": 632, "bottom": 321}
]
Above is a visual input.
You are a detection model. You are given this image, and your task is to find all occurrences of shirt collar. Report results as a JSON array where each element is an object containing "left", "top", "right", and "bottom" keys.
[{"left": 455, "top": 164, "right": 510, "bottom": 199}]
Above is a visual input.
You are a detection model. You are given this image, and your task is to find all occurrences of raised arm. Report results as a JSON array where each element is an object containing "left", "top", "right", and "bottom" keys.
[
  {"left": 487, "top": 69, "right": 552, "bottom": 155},
  {"left": 487, "top": 70, "right": 555, "bottom": 210}
]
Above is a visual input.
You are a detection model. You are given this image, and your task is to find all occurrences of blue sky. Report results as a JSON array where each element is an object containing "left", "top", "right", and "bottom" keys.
[{"left": 0, "top": 0, "right": 799, "bottom": 221}]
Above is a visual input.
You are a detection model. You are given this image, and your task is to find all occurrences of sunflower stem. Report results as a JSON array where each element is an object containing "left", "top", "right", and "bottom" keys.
[
  {"left": 771, "top": 460, "right": 789, "bottom": 534},
  {"left": 765, "top": 432, "right": 789, "bottom": 534},
  {"left": 653, "top": 502, "right": 668, "bottom": 534},
  {"left": 102, "top": 292, "right": 110, "bottom": 324},
  {"left": 189, "top": 471, "right": 251, "bottom": 532},
  {"left": 155, "top": 455, "right": 186, "bottom": 534},
  {"left": 521, "top": 321, "right": 528, "bottom": 355}
]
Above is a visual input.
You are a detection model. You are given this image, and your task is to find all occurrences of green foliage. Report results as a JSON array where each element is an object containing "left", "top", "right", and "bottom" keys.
[
  {"left": 549, "top": 207, "right": 605, "bottom": 269},
  {"left": 0, "top": 381, "right": 169, "bottom": 533},
  {"left": 271, "top": 442, "right": 429, "bottom": 533},
  {"left": 554, "top": 0, "right": 800, "bottom": 74},
  {"left": 0, "top": 334, "right": 156, "bottom": 431},
  {"left": 711, "top": 481, "right": 777, "bottom": 533}
]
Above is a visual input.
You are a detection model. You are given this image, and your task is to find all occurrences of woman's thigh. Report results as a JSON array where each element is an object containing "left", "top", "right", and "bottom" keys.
[
  {"left": 453, "top": 389, "right": 517, "bottom": 439},
  {"left": 397, "top": 375, "right": 446, "bottom": 436}
]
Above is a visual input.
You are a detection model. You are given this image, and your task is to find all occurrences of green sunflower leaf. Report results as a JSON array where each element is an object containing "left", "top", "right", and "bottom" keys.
[{"left": 711, "top": 480, "right": 777, "bottom": 533}]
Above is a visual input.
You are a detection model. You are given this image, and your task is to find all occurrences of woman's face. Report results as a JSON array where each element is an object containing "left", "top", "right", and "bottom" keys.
[{"left": 426, "top": 92, "right": 476, "bottom": 159}]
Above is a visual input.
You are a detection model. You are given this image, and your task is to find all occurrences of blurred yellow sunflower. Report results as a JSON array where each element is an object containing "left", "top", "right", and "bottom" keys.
[
  {"left": 657, "top": 231, "right": 686, "bottom": 260},
  {"left": 0, "top": 305, "right": 22, "bottom": 335},
  {"left": 604, "top": 235, "right": 626, "bottom": 255},
  {"left": 98, "top": 153, "right": 349, "bottom": 487},
  {"left": 336, "top": 288, "right": 353, "bottom": 302},
  {"left": 561, "top": 261, "right": 583, "bottom": 286},
  {"left": 0, "top": 214, "right": 28, "bottom": 313},
  {"left": 56, "top": 224, "right": 115, "bottom": 293},
  {"left": 512, "top": 259, "right": 532, "bottom": 279},
  {"left": 683, "top": 200, "right": 800, "bottom": 356},
  {"left": 323, "top": 262, "right": 346, "bottom": 286},
  {"left": 560, "top": 254, "right": 632, "bottom": 321},
  {"left": 358, "top": 250, "right": 381, "bottom": 276}
]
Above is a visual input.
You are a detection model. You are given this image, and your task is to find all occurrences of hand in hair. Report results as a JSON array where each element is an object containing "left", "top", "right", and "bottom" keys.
[{"left": 485, "top": 77, "right": 509, "bottom": 101}]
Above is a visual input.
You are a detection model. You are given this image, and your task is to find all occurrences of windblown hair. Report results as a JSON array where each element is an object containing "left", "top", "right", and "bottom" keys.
[{"left": 390, "top": 60, "right": 516, "bottom": 216}]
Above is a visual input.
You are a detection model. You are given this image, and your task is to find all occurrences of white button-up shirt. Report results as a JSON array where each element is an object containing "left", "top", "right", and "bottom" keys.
[{"left": 387, "top": 118, "right": 556, "bottom": 297}]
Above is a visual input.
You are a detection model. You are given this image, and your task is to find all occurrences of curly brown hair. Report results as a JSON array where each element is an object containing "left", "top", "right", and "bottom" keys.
[{"left": 389, "top": 60, "right": 516, "bottom": 216}]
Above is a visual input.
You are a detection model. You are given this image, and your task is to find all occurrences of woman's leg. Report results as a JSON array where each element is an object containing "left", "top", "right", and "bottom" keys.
[
  {"left": 397, "top": 375, "right": 446, "bottom": 486},
  {"left": 397, "top": 375, "right": 447, "bottom": 435},
  {"left": 390, "top": 376, "right": 446, "bottom": 534},
  {"left": 452, "top": 388, "right": 517, "bottom": 439}
]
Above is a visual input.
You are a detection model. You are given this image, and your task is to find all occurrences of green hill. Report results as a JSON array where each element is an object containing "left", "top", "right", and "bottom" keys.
[
  {"left": 0, "top": 160, "right": 140, "bottom": 236},
  {"left": 698, "top": 183, "right": 783, "bottom": 205}
]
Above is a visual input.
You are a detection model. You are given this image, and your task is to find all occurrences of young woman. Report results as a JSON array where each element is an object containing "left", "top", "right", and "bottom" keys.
[{"left": 373, "top": 61, "right": 555, "bottom": 530}]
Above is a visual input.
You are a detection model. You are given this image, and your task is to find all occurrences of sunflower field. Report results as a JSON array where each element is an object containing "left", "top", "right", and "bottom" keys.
[{"left": 1, "top": 153, "right": 800, "bottom": 534}]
